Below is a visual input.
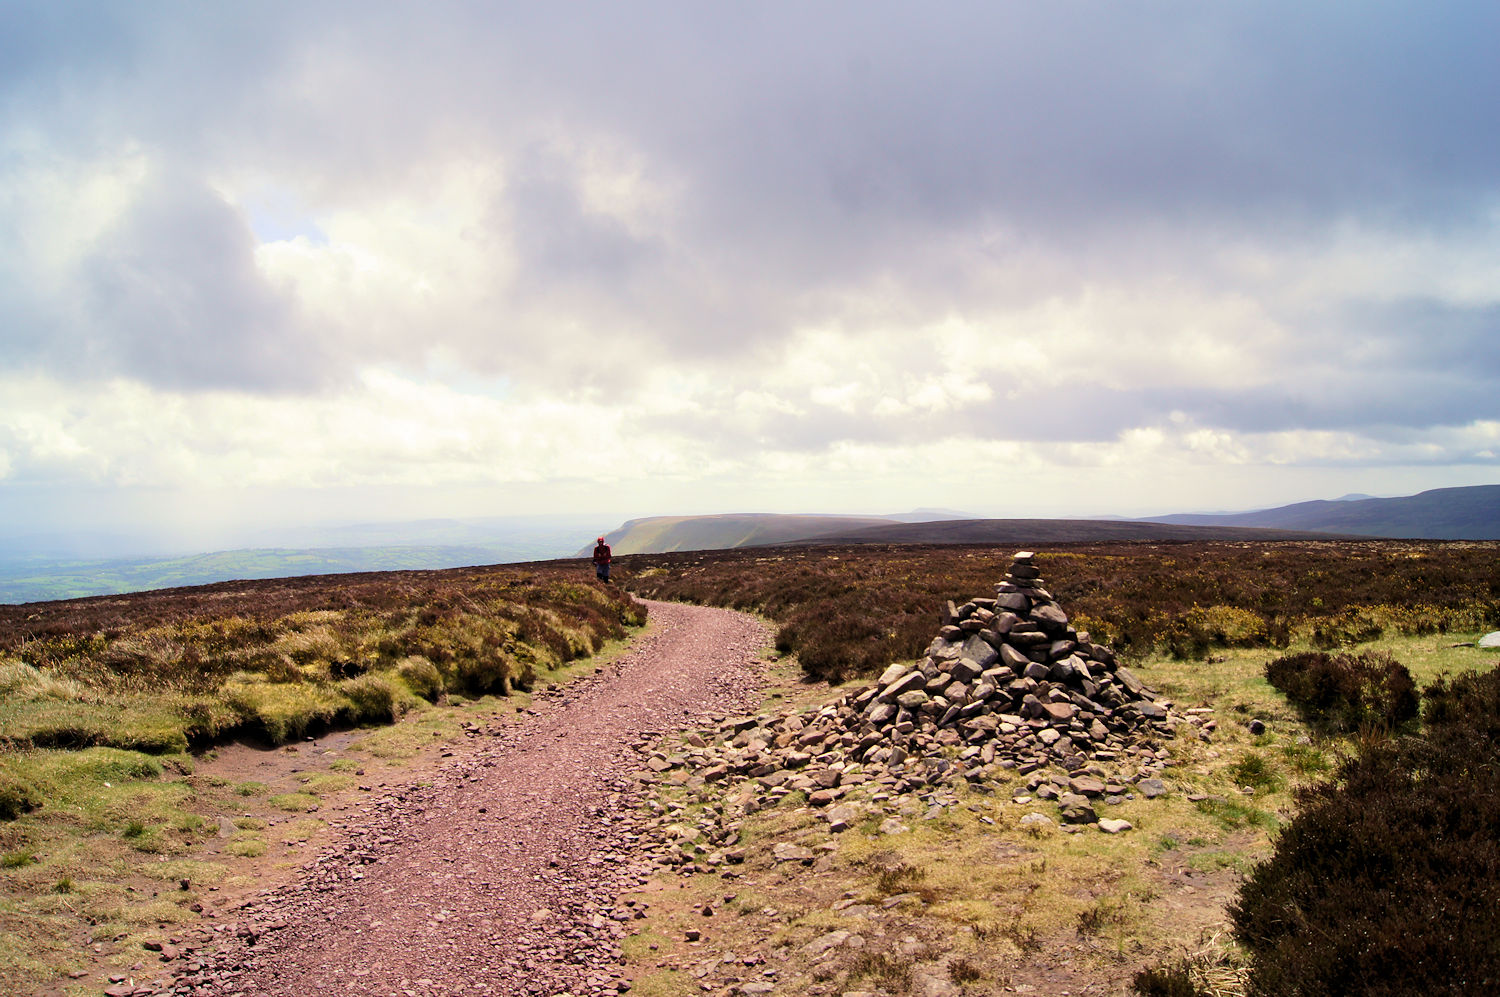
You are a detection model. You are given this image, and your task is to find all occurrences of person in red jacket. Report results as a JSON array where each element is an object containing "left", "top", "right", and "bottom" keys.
[{"left": 592, "top": 536, "right": 612, "bottom": 582}]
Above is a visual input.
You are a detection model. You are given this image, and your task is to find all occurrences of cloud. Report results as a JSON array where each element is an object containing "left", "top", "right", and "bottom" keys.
[
  {"left": 75, "top": 169, "right": 325, "bottom": 390},
  {"left": 0, "top": 2, "right": 1497, "bottom": 532}
]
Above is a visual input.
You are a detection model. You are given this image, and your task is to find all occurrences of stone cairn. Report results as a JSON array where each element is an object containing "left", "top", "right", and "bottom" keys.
[{"left": 635, "top": 553, "right": 1198, "bottom": 867}]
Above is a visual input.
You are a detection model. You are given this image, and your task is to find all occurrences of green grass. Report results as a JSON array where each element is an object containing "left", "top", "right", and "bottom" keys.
[{"left": 267, "top": 792, "right": 320, "bottom": 813}]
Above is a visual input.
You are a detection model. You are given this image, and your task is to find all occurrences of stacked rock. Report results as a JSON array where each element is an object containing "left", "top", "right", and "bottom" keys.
[{"left": 853, "top": 550, "right": 1171, "bottom": 776}]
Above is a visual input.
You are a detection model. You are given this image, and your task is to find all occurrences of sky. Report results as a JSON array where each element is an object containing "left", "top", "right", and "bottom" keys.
[{"left": 2, "top": 1, "right": 1498, "bottom": 549}]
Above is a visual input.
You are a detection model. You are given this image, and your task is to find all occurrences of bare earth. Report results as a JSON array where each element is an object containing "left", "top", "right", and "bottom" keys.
[{"left": 177, "top": 601, "right": 771, "bottom": 997}]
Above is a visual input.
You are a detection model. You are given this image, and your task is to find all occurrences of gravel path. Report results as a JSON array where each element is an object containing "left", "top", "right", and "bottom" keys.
[{"left": 164, "top": 601, "right": 770, "bottom": 997}]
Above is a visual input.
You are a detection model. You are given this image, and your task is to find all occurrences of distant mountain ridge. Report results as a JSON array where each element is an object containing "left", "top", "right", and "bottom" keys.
[
  {"left": 783, "top": 518, "right": 1354, "bottom": 546},
  {"left": 1139, "top": 484, "right": 1500, "bottom": 539},
  {"left": 585, "top": 485, "right": 1498, "bottom": 555},
  {"left": 581, "top": 513, "right": 901, "bottom": 556}
]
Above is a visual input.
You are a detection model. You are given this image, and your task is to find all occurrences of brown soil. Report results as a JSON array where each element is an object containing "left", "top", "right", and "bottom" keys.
[{"left": 165, "top": 600, "right": 772, "bottom": 997}]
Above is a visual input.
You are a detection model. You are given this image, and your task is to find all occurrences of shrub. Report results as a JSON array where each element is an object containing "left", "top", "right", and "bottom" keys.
[
  {"left": 1309, "top": 607, "right": 1386, "bottom": 649},
  {"left": 1264, "top": 650, "right": 1418, "bottom": 733},
  {"left": 1230, "top": 666, "right": 1500, "bottom": 996}
]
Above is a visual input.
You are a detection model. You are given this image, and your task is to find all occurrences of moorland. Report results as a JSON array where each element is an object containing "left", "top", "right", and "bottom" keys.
[
  {"left": 2, "top": 539, "right": 1498, "bottom": 995},
  {"left": 615, "top": 540, "right": 1500, "bottom": 996}
]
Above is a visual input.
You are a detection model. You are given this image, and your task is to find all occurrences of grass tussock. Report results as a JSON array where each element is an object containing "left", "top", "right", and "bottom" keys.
[{"left": 0, "top": 565, "right": 644, "bottom": 759}]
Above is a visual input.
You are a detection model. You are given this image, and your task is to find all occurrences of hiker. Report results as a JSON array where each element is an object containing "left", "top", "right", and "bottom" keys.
[{"left": 592, "top": 536, "right": 612, "bottom": 582}]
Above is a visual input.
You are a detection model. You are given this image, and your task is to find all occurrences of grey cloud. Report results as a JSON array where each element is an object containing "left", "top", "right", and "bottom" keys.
[
  {"left": 3, "top": 1, "right": 1499, "bottom": 425},
  {"left": 71, "top": 172, "right": 326, "bottom": 391}
]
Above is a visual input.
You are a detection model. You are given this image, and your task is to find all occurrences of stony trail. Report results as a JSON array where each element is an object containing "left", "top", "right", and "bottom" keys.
[{"left": 164, "top": 601, "right": 770, "bottom": 997}]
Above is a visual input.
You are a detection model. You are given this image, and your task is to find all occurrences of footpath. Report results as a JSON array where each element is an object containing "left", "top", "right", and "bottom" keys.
[{"left": 141, "top": 601, "right": 770, "bottom": 997}]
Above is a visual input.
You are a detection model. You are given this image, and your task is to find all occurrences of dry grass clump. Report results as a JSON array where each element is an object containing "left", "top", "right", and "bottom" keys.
[{"left": 0, "top": 565, "right": 643, "bottom": 756}]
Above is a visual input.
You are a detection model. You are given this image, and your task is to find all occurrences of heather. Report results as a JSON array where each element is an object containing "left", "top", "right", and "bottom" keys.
[
  {"left": 622, "top": 541, "right": 1500, "bottom": 681},
  {"left": 1228, "top": 666, "right": 1500, "bottom": 996}
]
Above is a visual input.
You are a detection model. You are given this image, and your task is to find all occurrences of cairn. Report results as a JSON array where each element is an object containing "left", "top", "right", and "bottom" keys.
[
  {"left": 853, "top": 549, "right": 1173, "bottom": 775},
  {"left": 634, "top": 553, "right": 1194, "bottom": 864}
]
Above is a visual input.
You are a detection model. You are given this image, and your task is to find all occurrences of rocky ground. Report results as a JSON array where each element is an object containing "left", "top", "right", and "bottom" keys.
[{"left": 106, "top": 600, "right": 771, "bottom": 997}]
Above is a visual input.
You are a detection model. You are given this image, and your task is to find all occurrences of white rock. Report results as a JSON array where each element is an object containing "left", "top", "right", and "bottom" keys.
[{"left": 1099, "top": 818, "right": 1134, "bottom": 834}]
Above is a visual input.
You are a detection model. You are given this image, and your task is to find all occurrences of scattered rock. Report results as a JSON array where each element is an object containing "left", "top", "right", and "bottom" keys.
[
  {"left": 1098, "top": 818, "right": 1134, "bottom": 834},
  {"left": 801, "top": 930, "right": 852, "bottom": 956}
]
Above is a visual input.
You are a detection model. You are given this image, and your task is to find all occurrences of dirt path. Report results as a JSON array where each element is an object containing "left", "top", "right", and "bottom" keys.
[{"left": 172, "top": 601, "right": 771, "bottom": 997}]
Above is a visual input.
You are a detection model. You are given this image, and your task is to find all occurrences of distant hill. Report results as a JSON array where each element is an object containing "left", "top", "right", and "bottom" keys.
[
  {"left": 582, "top": 514, "right": 901, "bottom": 556},
  {"left": 580, "top": 512, "right": 1355, "bottom": 557},
  {"left": 782, "top": 518, "right": 1355, "bottom": 546},
  {"left": 1141, "top": 484, "right": 1500, "bottom": 539}
]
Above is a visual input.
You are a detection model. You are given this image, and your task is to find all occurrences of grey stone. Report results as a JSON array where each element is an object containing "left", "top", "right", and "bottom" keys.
[
  {"left": 1042, "top": 702, "right": 1075, "bottom": 722},
  {"left": 1139, "top": 778, "right": 1167, "bottom": 798},
  {"left": 877, "top": 662, "right": 911, "bottom": 686},
  {"left": 999, "top": 644, "right": 1030, "bottom": 670},
  {"left": 1098, "top": 818, "right": 1133, "bottom": 834},
  {"left": 1114, "top": 665, "right": 1147, "bottom": 696},
  {"left": 960, "top": 635, "right": 999, "bottom": 670},
  {"left": 950, "top": 657, "right": 984, "bottom": 682},
  {"left": 1058, "top": 793, "right": 1097, "bottom": 824},
  {"left": 802, "top": 930, "right": 852, "bottom": 956},
  {"left": 1032, "top": 604, "right": 1069, "bottom": 629},
  {"left": 994, "top": 592, "right": 1029, "bottom": 613},
  {"left": 1069, "top": 775, "right": 1106, "bottom": 796},
  {"left": 1479, "top": 631, "right": 1500, "bottom": 649},
  {"left": 880, "top": 670, "right": 927, "bottom": 702},
  {"left": 1132, "top": 702, "right": 1168, "bottom": 720},
  {"left": 929, "top": 638, "right": 964, "bottom": 663}
]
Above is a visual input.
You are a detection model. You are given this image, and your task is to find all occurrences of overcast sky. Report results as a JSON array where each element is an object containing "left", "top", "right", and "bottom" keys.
[{"left": 2, "top": 1, "right": 1497, "bottom": 546}]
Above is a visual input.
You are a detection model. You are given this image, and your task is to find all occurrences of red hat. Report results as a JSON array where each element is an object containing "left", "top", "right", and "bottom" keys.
[{"left": 597, "top": 536, "right": 606, "bottom": 543}]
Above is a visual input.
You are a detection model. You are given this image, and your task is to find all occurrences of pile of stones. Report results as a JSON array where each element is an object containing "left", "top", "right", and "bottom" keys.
[{"left": 634, "top": 552, "right": 1203, "bottom": 861}]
